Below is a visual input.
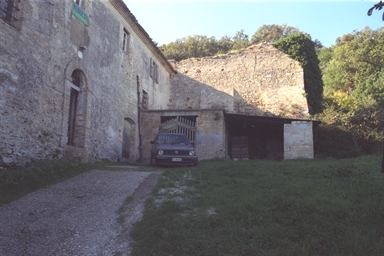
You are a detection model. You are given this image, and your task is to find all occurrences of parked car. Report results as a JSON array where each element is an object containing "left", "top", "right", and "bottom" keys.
[{"left": 150, "top": 133, "right": 198, "bottom": 167}]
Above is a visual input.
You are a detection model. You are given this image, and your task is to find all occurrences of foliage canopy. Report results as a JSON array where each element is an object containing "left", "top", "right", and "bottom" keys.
[
  {"left": 318, "top": 27, "right": 384, "bottom": 143},
  {"left": 251, "top": 24, "right": 300, "bottom": 44},
  {"left": 159, "top": 24, "right": 305, "bottom": 61}
]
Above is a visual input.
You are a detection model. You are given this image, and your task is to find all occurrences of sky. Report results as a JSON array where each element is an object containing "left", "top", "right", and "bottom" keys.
[{"left": 122, "top": 0, "right": 384, "bottom": 48}]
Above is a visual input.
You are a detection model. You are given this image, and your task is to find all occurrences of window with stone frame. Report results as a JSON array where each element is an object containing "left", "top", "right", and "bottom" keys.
[
  {"left": 122, "top": 28, "right": 130, "bottom": 53},
  {"left": 73, "top": 0, "right": 88, "bottom": 10},
  {"left": 150, "top": 58, "right": 159, "bottom": 84},
  {"left": 0, "top": 0, "right": 20, "bottom": 27},
  {"left": 73, "top": 0, "right": 81, "bottom": 7}
]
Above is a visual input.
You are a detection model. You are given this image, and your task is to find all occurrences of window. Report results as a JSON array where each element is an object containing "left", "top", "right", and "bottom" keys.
[
  {"left": 142, "top": 90, "right": 148, "bottom": 110},
  {"left": 150, "top": 58, "right": 153, "bottom": 77},
  {"left": 0, "top": 0, "right": 19, "bottom": 24},
  {"left": 150, "top": 58, "right": 159, "bottom": 83},
  {"left": 152, "top": 62, "right": 159, "bottom": 83},
  {"left": 154, "top": 62, "right": 158, "bottom": 83},
  {"left": 122, "top": 28, "right": 129, "bottom": 53}
]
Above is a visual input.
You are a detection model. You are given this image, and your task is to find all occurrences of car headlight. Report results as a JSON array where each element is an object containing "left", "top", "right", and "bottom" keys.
[
  {"left": 189, "top": 150, "right": 195, "bottom": 156},
  {"left": 158, "top": 150, "right": 163, "bottom": 155}
]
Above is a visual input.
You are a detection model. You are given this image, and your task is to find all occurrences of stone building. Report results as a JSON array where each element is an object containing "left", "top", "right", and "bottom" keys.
[
  {"left": 1, "top": 0, "right": 318, "bottom": 167},
  {"left": 1, "top": 0, "right": 175, "bottom": 166},
  {"left": 141, "top": 45, "right": 318, "bottom": 162}
]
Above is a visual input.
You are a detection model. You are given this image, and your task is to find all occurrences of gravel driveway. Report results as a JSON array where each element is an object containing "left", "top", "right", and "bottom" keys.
[{"left": 0, "top": 168, "right": 162, "bottom": 256}]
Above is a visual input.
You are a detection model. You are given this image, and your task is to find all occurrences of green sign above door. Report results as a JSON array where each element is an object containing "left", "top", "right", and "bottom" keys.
[{"left": 72, "top": 2, "right": 88, "bottom": 25}]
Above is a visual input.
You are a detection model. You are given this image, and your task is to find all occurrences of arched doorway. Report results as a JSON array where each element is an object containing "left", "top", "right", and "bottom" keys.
[
  {"left": 67, "top": 69, "right": 87, "bottom": 148},
  {"left": 122, "top": 118, "right": 136, "bottom": 161}
]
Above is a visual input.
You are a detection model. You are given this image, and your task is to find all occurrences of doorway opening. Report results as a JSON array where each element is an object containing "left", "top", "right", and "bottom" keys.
[
  {"left": 67, "top": 69, "right": 87, "bottom": 148},
  {"left": 122, "top": 118, "right": 136, "bottom": 160}
]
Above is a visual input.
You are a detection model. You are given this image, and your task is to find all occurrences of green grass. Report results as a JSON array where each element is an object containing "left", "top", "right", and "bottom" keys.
[
  {"left": 130, "top": 155, "right": 384, "bottom": 256},
  {"left": 0, "top": 160, "right": 147, "bottom": 206}
]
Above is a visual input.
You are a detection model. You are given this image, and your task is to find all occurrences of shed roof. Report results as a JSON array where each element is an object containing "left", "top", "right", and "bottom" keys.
[{"left": 225, "top": 113, "right": 321, "bottom": 127}]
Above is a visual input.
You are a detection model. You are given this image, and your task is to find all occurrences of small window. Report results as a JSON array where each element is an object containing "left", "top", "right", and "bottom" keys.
[
  {"left": 0, "top": 0, "right": 20, "bottom": 25},
  {"left": 142, "top": 90, "right": 149, "bottom": 110},
  {"left": 122, "top": 28, "right": 129, "bottom": 53},
  {"left": 150, "top": 58, "right": 159, "bottom": 83},
  {"left": 150, "top": 58, "right": 153, "bottom": 77},
  {"left": 153, "top": 62, "right": 159, "bottom": 83}
]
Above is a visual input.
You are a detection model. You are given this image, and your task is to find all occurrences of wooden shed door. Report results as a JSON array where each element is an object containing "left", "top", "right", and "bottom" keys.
[{"left": 231, "top": 136, "right": 249, "bottom": 159}]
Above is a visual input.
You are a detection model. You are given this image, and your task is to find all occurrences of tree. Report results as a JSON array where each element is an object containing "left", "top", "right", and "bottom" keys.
[
  {"left": 217, "top": 36, "right": 234, "bottom": 54},
  {"left": 318, "top": 27, "right": 384, "bottom": 164},
  {"left": 231, "top": 29, "right": 250, "bottom": 51},
  {"left": 273, "top": 33, "right": 324, "bottom": 114},
  {"left": 321, "top": 27, "right": 384, "bottom": 101},
  {"left": 335, "top": 33, "right": 355, "bottom": 46},
  {"left": 159, "top": 35, "right": 220, "bottom": 61},
  {"left": 367, "top": 2, "right": 384, "bottom": 172},
  {"left": 251, "top": 24, "right": 300, "bottom": 44},
  {"left": 368, "top": 0, "right": 384, "bottom": 20},
  {"left": 159, "top": 24, "right": 320, "bottom": 61}
]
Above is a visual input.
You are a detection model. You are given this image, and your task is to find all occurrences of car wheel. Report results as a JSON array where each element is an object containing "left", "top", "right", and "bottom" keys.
[{"left": 193, "top": 159, "right": 198, "bottom": 167}]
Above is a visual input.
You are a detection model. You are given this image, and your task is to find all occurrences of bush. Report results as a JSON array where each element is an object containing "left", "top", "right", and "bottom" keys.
[{"left": 314, "top": 124, "right": 381, "bottom": 158}]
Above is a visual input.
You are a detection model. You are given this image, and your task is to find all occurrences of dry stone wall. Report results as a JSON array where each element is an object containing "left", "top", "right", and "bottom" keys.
[{"left": 170, "top": 44, "right": 308, "bottom": 118}]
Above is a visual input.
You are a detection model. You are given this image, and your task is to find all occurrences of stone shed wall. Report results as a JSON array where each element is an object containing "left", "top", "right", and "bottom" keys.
[
  {"left": 0, "top": 0, "right": 173, "bottom": 166},
  {"left": 284, "top": 121, "right": 314, "bottom": 159},
  {"left": 170, "top": 44, "right": 308, "bottom": 119}
]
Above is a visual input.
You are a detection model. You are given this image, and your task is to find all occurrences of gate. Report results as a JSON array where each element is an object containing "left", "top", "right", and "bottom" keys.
[{"left": 159, "top": 116, "right": 196, "bottom": 145}]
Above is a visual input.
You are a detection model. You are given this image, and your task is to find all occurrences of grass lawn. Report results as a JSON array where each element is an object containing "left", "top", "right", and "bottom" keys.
[{"left": 130, "top": 155, "right": 384, "bottom": 255}]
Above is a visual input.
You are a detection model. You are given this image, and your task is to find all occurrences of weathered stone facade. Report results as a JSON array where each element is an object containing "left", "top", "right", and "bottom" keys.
[
  {"left": 1, "top": 0, "right": 317, "bottom": 167},
  {"left": 169, "top": 44, "right": 308, "bottom": 119},
  {"left": 0, "top": 0, "right": 174, "bottom": 166}
]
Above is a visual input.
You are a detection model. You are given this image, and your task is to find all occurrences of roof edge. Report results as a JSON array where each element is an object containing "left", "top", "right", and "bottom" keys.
[
  {"left": 110, "top": 0, "right": 176, "bottom": 74},
  {"left": 224, "top": 113, "right": 321, "bottom": 125}
]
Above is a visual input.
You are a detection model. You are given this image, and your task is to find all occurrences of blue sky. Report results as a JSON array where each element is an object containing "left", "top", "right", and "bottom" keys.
[{"left": 123, "top": 0, "right": 384, "bottom": 47}]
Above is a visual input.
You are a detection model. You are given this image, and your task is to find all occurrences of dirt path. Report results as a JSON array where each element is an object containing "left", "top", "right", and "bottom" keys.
[{"left": 0, "top": 169, "right": 162, "bottom": 256}]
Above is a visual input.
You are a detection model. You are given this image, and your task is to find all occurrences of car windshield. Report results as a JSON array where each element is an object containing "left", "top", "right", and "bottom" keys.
[{"left": 157, "top": 134, "right": 189, "bottom": 145}]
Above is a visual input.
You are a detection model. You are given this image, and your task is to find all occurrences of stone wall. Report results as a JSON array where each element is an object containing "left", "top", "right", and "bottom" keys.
[
  {"left": 195, "top": 110, "right": 226, "bottom": 160},
  {"left": 0, "top": 0, "right": 174, "bottom": 166},
  {"left": 284, "top": 121, "right": 314, "bottom": 159},
  {"left": 169, "top": 44, "right": 308, "bottom": 119}
]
